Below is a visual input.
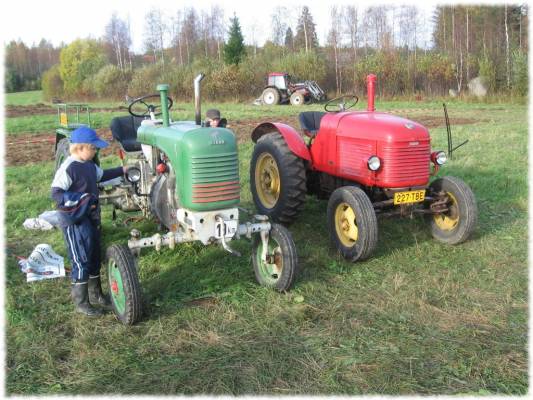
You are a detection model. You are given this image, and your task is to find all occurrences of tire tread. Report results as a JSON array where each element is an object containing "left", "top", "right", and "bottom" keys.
[
  {"left": 106, "top": 244, "right": 142, "bottom": 325},
  {"left": 251, "top": 132, "right": 307, "bottom": 224}
]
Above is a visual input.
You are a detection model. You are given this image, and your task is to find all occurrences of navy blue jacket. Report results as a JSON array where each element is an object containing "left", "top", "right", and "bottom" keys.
[
  {"left": 56, "top": 192, "right": 98, "bottom": 228},
  {"left": 51, "top": 156, "right": 123, "bottom": 207}
]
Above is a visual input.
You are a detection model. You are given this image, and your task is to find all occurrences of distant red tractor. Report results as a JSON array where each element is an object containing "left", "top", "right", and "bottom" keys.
[
  {"left": 250, "top": 74, "right": 477, "bottom": 261},
  {"left": 260, "top": 72, "right": 326, "bottom": 106}
]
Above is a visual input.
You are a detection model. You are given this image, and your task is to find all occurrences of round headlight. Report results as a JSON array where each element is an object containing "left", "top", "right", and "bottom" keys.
[
  {"left": 126, "top": 167, "right": 141, "bottom": 183},
  {"left": 367, "top": 156, "right": 381, "bottom": 171},
  {"left": 435, "top": 151, "right": 447, "bottom": 165}
]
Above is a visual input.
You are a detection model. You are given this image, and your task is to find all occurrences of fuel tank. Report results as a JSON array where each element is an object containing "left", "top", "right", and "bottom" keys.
[
  {"left": 311, "top": 111, "right": 431, "bottom": 188},
  {"left": 137, "top": 121, "right": 240, "bottom": 211}
]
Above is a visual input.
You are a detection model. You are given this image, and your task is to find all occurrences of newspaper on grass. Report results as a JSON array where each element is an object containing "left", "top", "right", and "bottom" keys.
[{"left": 18, "top": 244, "right": 66, "bottom": 282}]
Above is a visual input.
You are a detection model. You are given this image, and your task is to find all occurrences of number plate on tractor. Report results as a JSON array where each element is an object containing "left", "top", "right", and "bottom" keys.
[
  {"left": 215, "top": 220, "right": 238, "bottom": 239},
  {"left": 60, "top": 112, "right": 68, "bottom": 126},
  {"left": 393, "top": 190, "right": 426, "bottom": 205}
]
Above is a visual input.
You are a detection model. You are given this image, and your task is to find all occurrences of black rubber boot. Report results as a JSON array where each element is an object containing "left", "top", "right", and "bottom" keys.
[
  {"left": 88, "top": 275, "right": 113, "bottom": 311},
  {"left": 71, "top": 282, "right": 103, "bottom": 317}
]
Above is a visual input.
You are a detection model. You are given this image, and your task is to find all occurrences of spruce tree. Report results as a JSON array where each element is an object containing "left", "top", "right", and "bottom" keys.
[
  {"left": 294, "top": 6, "right": 319, "bottom": 52},
  {"left": 224, "top": 14, "right": 246, "bottom": 65},
  {"left": 284, "top": 27, "right": 294, "bottom": 50}
]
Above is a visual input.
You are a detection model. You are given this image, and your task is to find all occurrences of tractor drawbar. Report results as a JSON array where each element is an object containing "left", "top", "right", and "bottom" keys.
[{"left": 126, "top": 220, "right": 272, "bottom": 254}]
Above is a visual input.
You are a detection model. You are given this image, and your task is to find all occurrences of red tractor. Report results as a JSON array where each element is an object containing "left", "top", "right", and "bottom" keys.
[
  {"left": 250, "top": 74, "right": 477, "bottom": 261},
  {"left": 260, "top": 72, "right": 326, "bottom": 106}
]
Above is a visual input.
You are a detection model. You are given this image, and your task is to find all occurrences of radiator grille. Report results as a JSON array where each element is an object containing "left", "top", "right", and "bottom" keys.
[
  {"left": 191, "top": 152, "right": 240, "bottom": 203},
  {"left": 338, "top": 140, "right": 374, "bottom": 177},
  {"left": 379, "top": 142, "right": 430, "bottom": 184}
]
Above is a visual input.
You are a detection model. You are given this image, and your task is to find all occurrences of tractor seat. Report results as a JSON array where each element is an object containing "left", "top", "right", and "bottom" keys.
[
  {"left": 298, "top": 111, "right": 325, "bottom": 137},
  {"left": 110, "top": 116, "right": 145, "bottom": 152}
]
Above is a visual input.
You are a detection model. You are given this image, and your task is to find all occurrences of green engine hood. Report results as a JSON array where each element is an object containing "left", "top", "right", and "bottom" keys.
[{"left": 137, "top": 121, "right": 240, "bottom": 211}]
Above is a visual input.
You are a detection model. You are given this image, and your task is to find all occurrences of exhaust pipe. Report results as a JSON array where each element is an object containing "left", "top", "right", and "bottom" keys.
[
  {"left": 194, "top": 73, "right": 205, "bottom": 125},
  {"left": 366, "top": 74, "right": 376, "bottom": 112}
]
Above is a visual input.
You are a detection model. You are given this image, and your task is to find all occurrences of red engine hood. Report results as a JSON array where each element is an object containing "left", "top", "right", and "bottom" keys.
[
  {"left": 312, "top": 111, "right": 432, "bottom": 188},
  {"left": 334, "top": 111, "right": 429, "bottom": 142}
]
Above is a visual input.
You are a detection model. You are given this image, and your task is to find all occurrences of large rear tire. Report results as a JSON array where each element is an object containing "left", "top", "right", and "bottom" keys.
[
  {"left": 55, "top": 138, "right": 70, "bottom": 172},
  {"left": 106, "top": 244, "right": 142, "bottom": 325},
  {"left": 262, "top": 88, "right": 280, "bottom": 105},
  {"left": 428, "top": 176, "right": 477, "bottom": 245},
  {"left": 327, "top": 186, "right": 378, "bottom": 262},
  {"left": 252, "top": 223, "right": 298, "bottom": 291},
  {"left": 250, "top": 132, "right": 306, "bottom": 224}
]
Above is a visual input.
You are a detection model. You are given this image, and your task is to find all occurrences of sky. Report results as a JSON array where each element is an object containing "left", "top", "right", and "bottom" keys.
[{"left": 1, "top": 0, "right": 441, "bottom": 53}]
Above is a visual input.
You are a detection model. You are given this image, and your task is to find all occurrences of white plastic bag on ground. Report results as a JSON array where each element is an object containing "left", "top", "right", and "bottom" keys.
[
  {"left": 18, "top": 244, "right": 66, "bottom": 282},
  {"left": 23, "top": 210, "right": 61, "bottom": 230},
  {"left": 23, "top": 218, "right": 54, "bottom": 230},
  {"left": 39, "top": 210, "right": 61, "bottom": 227}
]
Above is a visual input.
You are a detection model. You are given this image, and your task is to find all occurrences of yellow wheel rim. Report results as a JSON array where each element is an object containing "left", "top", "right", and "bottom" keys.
[
  {"left": 433, "top": 192, "right": 459, "bottom": 230},
  {"left": 255, "top": 153, "right": 281, "bottom": 208},
  {"left": 334, "top": 202, "right": 358, "bottom": 247}
]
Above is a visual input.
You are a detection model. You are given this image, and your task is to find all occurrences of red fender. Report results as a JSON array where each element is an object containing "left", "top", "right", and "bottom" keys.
[{"left": 251, "top": 122, "right": 311, "bottom": 161}]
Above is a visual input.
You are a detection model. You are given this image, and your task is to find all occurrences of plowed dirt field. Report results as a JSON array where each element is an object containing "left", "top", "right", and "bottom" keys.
[{"left": 5, "top": 107, "right": 478, "bottom": 167}]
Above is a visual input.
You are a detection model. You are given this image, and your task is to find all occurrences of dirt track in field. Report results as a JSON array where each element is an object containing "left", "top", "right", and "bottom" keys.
[
  {"left": 5, "top": 104, "right": 128, "bottom": 118},
  {"left": 4, "top": 111, "right": 480, "bottom": 167},
  {"left": 5, "top": 129, "right": 119, "bottom": 167}
]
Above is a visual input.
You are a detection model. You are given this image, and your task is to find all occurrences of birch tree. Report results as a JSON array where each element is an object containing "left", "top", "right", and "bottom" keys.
[
  {"left": 104, "top": 13, "right": 131, "bottom": 71},
  {"left": 143, "top": 7, "right": 167, "bottom": 65},
  {"left": 294, "top": 6, "right": 319, "bottom": 52},
  {"left": 327, "top": 6, "right": 343, "bottom": 95}
]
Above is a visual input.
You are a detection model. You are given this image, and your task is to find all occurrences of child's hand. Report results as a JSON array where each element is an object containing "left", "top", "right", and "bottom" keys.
[{"left": 122, "top": 166, "right": 127, "bottom": 174}]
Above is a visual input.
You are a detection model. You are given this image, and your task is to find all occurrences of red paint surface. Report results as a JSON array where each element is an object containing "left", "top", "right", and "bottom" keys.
[
  {"left": 367, "top": 74, "right": 377, "bottom": 112},
  {"left": 310, "top": 111, "right": 431, "bottom": 187},
  {"left": 251, "top": 122, "right": 311, "bottom": 161}
]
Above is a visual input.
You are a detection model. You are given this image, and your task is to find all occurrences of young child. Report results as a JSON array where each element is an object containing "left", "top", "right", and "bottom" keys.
[
  {"left": 205, "top": 109, "right": 227, "bottom": 128},
  {"left": 51, "top": 127, "right": 125, "bottom": 317}
]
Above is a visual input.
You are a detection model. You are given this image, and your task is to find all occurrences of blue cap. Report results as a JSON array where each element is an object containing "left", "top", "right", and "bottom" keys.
[{"left": 71, "top": 126, "right": 108, "bottom": 148}]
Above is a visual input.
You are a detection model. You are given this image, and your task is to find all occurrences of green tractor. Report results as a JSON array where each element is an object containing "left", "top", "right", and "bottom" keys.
[
  {"left": 53, "top": 103, "right": 95, "bottom": 171},
  {"left": 56, "top": 75, "right": 300, "bottom": 325}
]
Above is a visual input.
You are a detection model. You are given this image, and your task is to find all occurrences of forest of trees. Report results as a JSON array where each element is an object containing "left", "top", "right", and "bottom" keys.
[{"left": 4, "top": 4, "right": 528, "bottom": 100}]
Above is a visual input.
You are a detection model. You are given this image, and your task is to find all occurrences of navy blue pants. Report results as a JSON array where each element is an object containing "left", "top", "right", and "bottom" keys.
[{"left": 61, "top": 218, "right": 101, "bottom": 282}]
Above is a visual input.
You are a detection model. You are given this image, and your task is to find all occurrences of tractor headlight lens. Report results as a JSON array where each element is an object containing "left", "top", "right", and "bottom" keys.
[
  {"left": 126, "top": 167, "right": 141, "bottom": 183},
  {"left": 367, "top": 156, "right": 381, "bottom": 171},
  {"left": 432, "top": 151, "right": 447, "bottom": 165}
]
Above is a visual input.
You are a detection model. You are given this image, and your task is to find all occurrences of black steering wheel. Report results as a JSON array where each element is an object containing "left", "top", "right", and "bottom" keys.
[
  {"left": 324, "top": 95, "right": 358, "bottom": 112},
  {"left": 128, "top": 94, "right": 173, "bottom": 118}
]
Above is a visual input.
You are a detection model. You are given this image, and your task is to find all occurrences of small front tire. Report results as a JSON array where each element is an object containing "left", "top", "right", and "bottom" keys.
[
  {"left": 290, "top": 92, "right": 305, "bottom": 106},
  {"left": 327, "top": 186, "right": 378, "bottom": 262},
  {"left": 428, "top": 176, "right": 477, "bottom": 245},
  {"left": 106, "top": 244, "right": 142, "bottom": 325},
  {"left": 252, "top": 223, "right": 299, "bottom": 291}
]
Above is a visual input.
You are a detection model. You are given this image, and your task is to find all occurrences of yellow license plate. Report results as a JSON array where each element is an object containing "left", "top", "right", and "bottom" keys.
[
  {"left": 60, "top": 112, "right": 68, "bottom": 126},
  {"left": 393, "top": 190, "right": 426, "bottom": 205}
]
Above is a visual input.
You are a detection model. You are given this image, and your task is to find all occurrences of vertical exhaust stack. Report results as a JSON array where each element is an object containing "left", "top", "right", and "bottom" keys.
[
  {"left": 194, "top": 73, "right": 205, "bottom": 126},
  {"left": 157, "top": 84, "right": 170, "bottom": 127},
  {"left": 367, "top": 74, "right": 376, "bottom": 112}
]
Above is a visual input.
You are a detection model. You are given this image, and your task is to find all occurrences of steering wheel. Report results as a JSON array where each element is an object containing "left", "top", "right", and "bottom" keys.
[
  {"left": 128, "top": 94, "right": 173, "bottom": 118},
  {"left": 324, "top": 95, "right": 358, "bottom": 112}
]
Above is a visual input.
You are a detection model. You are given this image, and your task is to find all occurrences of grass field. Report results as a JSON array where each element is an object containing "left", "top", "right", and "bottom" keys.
[
  {"left": 3, "top": 92, "right": 528, "bottom": 395},
  {"left": 5, "top": 90, "right": 45, "bottom": 106}
]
